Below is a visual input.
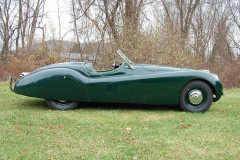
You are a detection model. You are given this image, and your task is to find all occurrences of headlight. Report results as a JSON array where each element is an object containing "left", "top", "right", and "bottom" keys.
[
  {"left": 20, "top": 72, "right": 29, "bottom": 78},
  {"left": 201, "top": 70, "right": 210, "bottom": 73}
]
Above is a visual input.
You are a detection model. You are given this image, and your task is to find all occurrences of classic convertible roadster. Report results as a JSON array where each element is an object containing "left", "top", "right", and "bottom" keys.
[{"left": 9, "top": 49, "right": 223, "bottom": 112}]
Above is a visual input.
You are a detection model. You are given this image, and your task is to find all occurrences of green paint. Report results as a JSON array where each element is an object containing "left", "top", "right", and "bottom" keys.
[{"left": 12, "top": 61, "right": 223, "bottom": 107}]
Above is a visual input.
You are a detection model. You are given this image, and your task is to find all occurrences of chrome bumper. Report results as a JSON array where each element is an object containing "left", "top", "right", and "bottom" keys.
[{"left": 9, "top": 77, "right": 16, "bottom": 92}]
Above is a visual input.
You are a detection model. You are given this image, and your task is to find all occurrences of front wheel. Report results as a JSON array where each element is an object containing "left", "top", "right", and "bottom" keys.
[
  {"left": 46, "top": 100, "right": 79, "bottom": 110},
  {"left": 179, "top": 81, "right": 213, "bottom": 112}
]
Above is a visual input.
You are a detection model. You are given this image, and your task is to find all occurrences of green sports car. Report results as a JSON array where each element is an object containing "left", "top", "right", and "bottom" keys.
[{"left": 9, "top": 49, "right": 223, "bottom": 112}]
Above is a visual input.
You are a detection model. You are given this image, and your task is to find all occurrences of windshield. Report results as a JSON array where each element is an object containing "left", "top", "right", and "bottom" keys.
[{"left": 117, "top": 49, "right": 134, "bottom": 70}]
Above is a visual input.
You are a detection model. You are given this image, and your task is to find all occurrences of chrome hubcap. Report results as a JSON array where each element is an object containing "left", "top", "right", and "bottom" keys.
[{"left": 188, "top": 90, "right": 203, "bottom": 105}]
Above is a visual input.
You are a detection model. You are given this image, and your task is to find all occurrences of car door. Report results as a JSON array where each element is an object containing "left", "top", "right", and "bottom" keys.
[
  {"left": 124, "top": 65, "right": 180, "bottom": 105},
  {"left": 88, "top": 67, "right": 133, "bottom": 103}
]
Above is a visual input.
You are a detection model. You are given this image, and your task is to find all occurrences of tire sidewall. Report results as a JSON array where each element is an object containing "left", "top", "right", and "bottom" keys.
[{"left": 46, "top": 100, "right": 79, "bottom": 110}]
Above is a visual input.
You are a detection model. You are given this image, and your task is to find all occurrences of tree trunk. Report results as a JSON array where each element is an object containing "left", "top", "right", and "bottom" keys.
[
  {"left": 28, "top": 0, "right": 41, "bottom": 48},
  {"left": 16, "top": 0, "right": 22, "bottom": 54}
]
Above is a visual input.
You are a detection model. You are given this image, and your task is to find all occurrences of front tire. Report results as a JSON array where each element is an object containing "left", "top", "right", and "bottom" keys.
[
  {"left": 179, "top": 81, "right": 213, "bottom": 112},
  {"left": 46, "top": 100, "right": 79, "bottom": 110}
]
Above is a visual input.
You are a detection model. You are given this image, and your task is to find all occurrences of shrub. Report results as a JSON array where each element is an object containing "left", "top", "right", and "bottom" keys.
[{"left": 1, "top": 48, "right": 62, "bottom": 81}]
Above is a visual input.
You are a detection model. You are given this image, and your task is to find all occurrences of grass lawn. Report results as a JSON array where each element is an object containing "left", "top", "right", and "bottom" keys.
[{"left": 0, "top": 81, "right": 239, "bottom": 159}]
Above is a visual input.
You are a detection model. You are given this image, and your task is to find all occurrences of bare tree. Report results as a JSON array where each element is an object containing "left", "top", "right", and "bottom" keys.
[
  {"left": 210, "top": 2, "right": 234, "bottom": 62},
  {"left": 20, "top": 0, "right": 29, "bottom": 49},
  {"left": 16, "top": 0, "right": 23, "bottom": 53},
  {"left": 71, "top": 0, "right": 83, "bottom": 60},
  {"left": 73, "top": 0, "right": 147, "bottom": 43},
  {"left": 0, "top": 0, "right": 46, "bottom": 59},
  {"left": 160, "top": 0, "right": 200, "bottom": 42},
  {"left": 190, "top": 1, "right": 217, "bottom": 59},
  {"left": 123, "top": 0, "right": 143, "bottom": 35},
  {"left": 0, "top": 0, "right": 18, "bottom": 57},
  {"left": 176, "top": 0, "right": 200, "bottom": 40},
  {"left": 70, "top": 0, "right": 120, "bottom": 64},
  {"left": 228, "top": 0, "right": 240, "bottom": 55},
  {"left": 16, "top": 0, "right": 46, "bottom": 49},
  {"left": 27, "top": 0, "right": 46, "bottom": 48}
]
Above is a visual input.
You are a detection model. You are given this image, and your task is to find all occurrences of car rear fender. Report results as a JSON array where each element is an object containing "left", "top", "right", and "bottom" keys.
[
  {"left": 42, "top": 68, "right": 89, "bottom": 102},
  {"left": 42, "top": 75, "right": 88, "bottom": 101},
  {"left": 14, "top": 68, "right": 89, "bottom": 101}
]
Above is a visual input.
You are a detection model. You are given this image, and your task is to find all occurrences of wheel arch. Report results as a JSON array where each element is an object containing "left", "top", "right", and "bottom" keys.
[
  {"left": 181, "top": 79, "right": 216, "bottom": 100},
  {"left": 42, "top": 74, "right": 88, "bottom": 102}
]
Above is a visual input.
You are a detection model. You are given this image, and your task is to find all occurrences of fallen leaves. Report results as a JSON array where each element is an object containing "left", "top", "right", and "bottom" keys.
[
  {"left": 176, "top": 121, "right": 192, "bottom": 130},
  {"left": 58, "top": 142, "right": 63, "bottom": 146},
  {"left": 126, "top": 127, "right": 132, "bottom": 133}
]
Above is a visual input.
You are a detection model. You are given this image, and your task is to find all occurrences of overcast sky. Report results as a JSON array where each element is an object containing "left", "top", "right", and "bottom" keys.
[{"left": 38, "top": 0, "right": 73, "bottom": 41}]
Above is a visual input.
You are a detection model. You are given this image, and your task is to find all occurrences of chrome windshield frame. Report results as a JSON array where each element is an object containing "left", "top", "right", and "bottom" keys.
[{"left": 117, "top": 49, "right": 134, "bottom": 70}]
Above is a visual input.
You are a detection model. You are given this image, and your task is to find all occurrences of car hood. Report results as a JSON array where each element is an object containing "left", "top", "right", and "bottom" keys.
[{"left": 141, "top": 64, "right": 193, "bottom": 72}]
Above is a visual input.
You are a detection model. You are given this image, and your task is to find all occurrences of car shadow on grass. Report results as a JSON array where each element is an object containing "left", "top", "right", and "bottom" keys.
[
  {"left": 19, "top": 99, "right": 181, "bottom": 112},
  {"left": 18, "top": 98, "right": 49, "bottom": 110},
  {"left": 78, "top": 102, "right": 181, "bottom": 112}
]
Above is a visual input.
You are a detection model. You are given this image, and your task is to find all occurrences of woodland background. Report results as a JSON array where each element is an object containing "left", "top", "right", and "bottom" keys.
[{"left": 0, "top": 0, "right": 240, "bottom": 88}]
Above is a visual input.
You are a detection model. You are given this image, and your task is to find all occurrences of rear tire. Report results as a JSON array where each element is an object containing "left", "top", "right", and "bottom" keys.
[
  {"left": 46, "top": 100, "right": 79, "bottom": 110},
  {"left": 179, "top": 81, "right": 213, "bottom": 112}
]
